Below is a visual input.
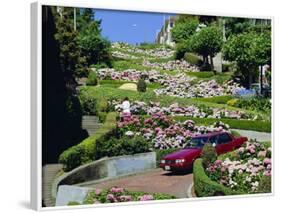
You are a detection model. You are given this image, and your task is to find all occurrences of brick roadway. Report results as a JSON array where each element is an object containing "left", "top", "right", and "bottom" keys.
[{"left": 84, "top": 168, "right": 193, "bottom": 198}]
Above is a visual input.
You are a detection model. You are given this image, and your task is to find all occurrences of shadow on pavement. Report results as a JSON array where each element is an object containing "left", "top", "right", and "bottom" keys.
[{"left": 161, "top": 168, "right": 193, "bottom": 176}]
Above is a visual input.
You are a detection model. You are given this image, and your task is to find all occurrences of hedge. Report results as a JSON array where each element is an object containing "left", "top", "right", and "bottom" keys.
[
  {"left": 174, "top": 116, "right": 271, "bottom": 133},
  {"left": 193, "top": 158, "right": 238, "bottom": 197},
  {"left": 184, "top": 53, "right": 203, "bottom": 66},
  {"left": 59, "top": 112, "right": 117, "bottom": 172}
]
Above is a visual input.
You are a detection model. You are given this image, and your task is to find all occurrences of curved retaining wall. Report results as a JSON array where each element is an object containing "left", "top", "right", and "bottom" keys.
[{"left": 52, "top": 152, "right": 156, "bottom": 198}]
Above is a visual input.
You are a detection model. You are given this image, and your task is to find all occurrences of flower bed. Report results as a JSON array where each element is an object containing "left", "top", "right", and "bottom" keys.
[
  {"left": 154, "top": 79, "right": 244, "bottom": 98},
  {"left": 205, "top": 141, "right": 272, "bottom": 194},
  {"left": 112, "top": 42, "right": 175, "bottom": 59},
  {"left": 96, "top": 68, "right": 244, "bottom": 98},
  {"left": 109, "top": 100, "right": 257, "bottom": 120},
  {"left": 142, "top": 59, "right": 199, "bottom": 72},
  {"left": 193, "top": 158, "right": 237, "bottom": 197},
  {"left": 81, "top": 186, "right": 176, "bottom": 205},
  {"left": 117, "top": 113, "right": 230, "bottom": 149}
]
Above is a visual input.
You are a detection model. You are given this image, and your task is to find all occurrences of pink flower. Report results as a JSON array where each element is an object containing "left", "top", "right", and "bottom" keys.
[
  {"left": 95, "top": 189, "right": 102, "bottom": 196},
  {"left": 110, "top": 186, "right": 124, "bottom": 193},
  {"left": 263, "top": 158, "right": 271, "bottom": 165},
  {"left": 215, "top": 159, "right": 222, "bottom": 165},
  {"left": 106, "top": 194, "right": 116, "bottom": 202},
  {"left": 119, "top": 195, "right": 132, "bottom": 202},
  {"left": 257, "top": 150, "right": 267, "bottom": 158},
  {"left": 264, "top": 170, "right": 271, "bottom": 176},
  {"left": 139, "top": 194, "right": 154, "bottom": 201}
]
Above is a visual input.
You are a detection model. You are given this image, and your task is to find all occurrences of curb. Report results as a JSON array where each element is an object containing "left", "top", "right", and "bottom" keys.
[{"left": 187, "top": 182, "right": 195, "bottom": 198}]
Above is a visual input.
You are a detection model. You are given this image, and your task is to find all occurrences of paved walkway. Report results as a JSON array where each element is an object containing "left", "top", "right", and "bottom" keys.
[
  {"left": 231, "top": 129, "right": 271, "bottom": 142},
  {"left": 42, "top": 164, "right": 63, "bottom": 207},
  {"left": 81, "top": 168, "right": 194, "bottom": 198}
]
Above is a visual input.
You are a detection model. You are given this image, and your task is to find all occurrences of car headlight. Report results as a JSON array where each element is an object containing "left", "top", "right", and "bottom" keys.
[
  {"left": 175, "top": 159, "right": 185, "bottom": 163},
  {"left": 161, "top": 159, "right": 165, "bottom": 164}
]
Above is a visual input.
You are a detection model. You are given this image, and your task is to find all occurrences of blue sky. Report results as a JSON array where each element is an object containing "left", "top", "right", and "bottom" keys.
[{"left": 93, "top": 9, "right": 173, "bottom": 45}]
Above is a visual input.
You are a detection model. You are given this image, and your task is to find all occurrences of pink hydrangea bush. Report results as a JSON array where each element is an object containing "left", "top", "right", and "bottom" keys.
[
  {"left": 83, "top": 186, "right": 176, "bottom": 204},
  {"left": 109, "top": 100, "right": 256, "bottom": 120},
  {"left": 205, "top": 141, "right": 272, "bottom": 193},
  {"left": 117, "top": 113, "right": 230, "bottom": 149}
]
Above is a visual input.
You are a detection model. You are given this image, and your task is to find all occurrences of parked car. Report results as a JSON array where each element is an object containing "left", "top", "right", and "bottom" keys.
[{"left": 159, "top": 132, "right": 247, "bottom": 172}]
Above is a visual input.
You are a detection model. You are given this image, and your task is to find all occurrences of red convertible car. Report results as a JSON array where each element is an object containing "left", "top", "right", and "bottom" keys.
[{"left": 160, "top": 132, "right": 247, "bottom": 172}]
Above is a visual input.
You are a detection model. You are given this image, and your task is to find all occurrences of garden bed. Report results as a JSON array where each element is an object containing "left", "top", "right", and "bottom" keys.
[
  {"left": 195, "top": 141, "right": 272, "bottom": 197},
  {"left": 193, "top": 158, "right": 237, "bottom": 197},
  {"left": 68, "top": 186, "right": 176, "bottom": 205}
]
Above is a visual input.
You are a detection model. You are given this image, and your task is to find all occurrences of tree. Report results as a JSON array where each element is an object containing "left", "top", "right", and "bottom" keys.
[
  {"left": 190, "top": 26, "right": 223, "bottom": 70},
  {"left": 78, "top": 9, "right": 112, "bottom": 69},
  {"left": 223, "top": 31, "right": 271, "bottom": 88},
  {"left": 54, "top": 7, "right": 88, "bottom": 79},
  {"left": 42, "top": 6, "right": 87, "bottom": 164},
  {"left": 171, "top": 18, "right": 199, "bottom": 43},
  {"left": 224, "top": 17, "right": 271, "bottom": 39}
]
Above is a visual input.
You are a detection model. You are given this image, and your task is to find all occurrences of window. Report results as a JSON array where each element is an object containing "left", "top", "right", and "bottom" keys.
[
  {"left": 218, "top": 133, "right": 232, "bottom": 144},
  {"left": 209, "top": 135, "right": 218, "bottom": 144}
]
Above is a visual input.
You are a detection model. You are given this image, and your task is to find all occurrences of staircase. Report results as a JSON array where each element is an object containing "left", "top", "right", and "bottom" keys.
[
  {"left": 82, "top": 115, "right": 102, "bottom": 136},
  {"left": 42, "top": 164, "right": 63, "bottom": 207}
]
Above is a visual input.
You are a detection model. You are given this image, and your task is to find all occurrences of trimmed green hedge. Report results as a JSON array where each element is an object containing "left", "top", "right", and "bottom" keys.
[
  {"left": 192, "top": 96, "right": 233, "bottom": 104},
  {"left": 59, "top": 112, "right": 117, "bottom": 172},
  {"left": 193, "top": 158, "right": 237, "bottom": 197},
  {"left": 174, "top": 116, "right": 271, "bottom": 133},
  {"left": 184, "top": 53, "right": 203, "bottom": 66}
]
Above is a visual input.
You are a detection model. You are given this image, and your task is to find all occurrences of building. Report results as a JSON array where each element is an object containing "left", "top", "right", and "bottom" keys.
[{"left": 156, "top": 16, "right": 177, "bottom": 47}]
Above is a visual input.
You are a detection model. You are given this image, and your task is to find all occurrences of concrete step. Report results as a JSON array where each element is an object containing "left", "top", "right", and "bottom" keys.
[{"left": 42, "top": 164, "right": 63, "bottom": 207}]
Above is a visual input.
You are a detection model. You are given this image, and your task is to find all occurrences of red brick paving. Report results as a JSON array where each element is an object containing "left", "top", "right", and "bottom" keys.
[{"left": 85, "top": 168, "right": 193, "bottom": 198}]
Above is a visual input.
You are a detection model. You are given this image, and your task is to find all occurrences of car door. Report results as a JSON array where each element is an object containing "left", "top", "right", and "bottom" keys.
[{"left": 216, "top": 133, "right": 233, "bottom": 154}]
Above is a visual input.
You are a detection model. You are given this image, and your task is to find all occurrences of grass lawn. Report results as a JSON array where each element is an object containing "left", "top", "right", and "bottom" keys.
[
  {"left": 118, "top": 83, "right": 137, "bottom": 91},
  {"left": 187, "top": 71, "right": 232, "bottom": 84}
]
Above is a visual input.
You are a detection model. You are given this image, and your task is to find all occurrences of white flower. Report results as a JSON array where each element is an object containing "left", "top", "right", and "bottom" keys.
[{"left": 125, "top": 131, "right": 134, "bottom": 136}]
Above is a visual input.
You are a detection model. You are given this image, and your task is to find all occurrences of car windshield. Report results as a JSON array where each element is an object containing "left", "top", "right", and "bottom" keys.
[{"left": 185, "top": 137, "right": 209, "bottom": 148}]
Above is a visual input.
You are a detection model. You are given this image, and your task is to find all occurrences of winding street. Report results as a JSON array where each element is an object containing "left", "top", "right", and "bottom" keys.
[{"left": 78, "top": 168, "right": 195, "bottom": 198}]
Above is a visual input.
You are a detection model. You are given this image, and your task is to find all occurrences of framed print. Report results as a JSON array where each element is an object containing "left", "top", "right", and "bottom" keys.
[{"left": 31, "top": 0, "right": 273, "bottom": 210}]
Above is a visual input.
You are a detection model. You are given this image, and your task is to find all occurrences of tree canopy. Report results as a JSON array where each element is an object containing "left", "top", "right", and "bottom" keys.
[{"left": 223, "top": 31, "right": 271, "bottom": 87}]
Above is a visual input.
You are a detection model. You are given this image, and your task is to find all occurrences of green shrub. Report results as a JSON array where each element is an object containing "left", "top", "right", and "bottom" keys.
[
  {"left": 184, "top": 53, "right": 203, "bottom": 66},
  {"left": 137, "top": 79, "right": 147, "bottom": 92},
  {"left": 79, "top": 95, "right": 97, "bottom": 115},
  {"left": 201, "top": 144, "right": 217, "bottom": 168},
  {"left": 234, "top": 98, "right": 271, "bottom": 113},
  {"left": 95, "top": 135, "right": 151, "bottom": 160},
  {"left": 86, "top": 71, "right": 98, "bottom": 86},
  {"left": 257, "top": 175, "right": 271, "bottom": 193},
  {"left": 59, "top": 112, "right": 117, "bottom": 172},
  {"left": 193, "top": 159, "right": 236, "bottom": 197},
  {"left": 97, "top": 111, "right": 107, "bottom": 123},
  {"left": 227, "top": 98, "right": 239, "bottom": 106},
  {"left": 96, "top": 98, "right": 108, "bottom": 112}
]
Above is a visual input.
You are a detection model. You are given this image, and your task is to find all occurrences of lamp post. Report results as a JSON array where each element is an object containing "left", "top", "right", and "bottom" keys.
[{"left": 73, "top": 8, "right": 77, "bottom": 31}]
